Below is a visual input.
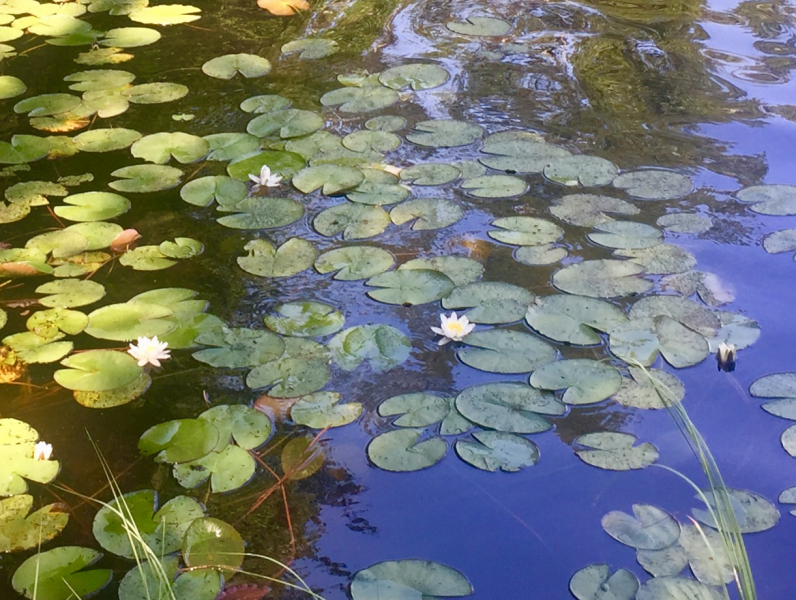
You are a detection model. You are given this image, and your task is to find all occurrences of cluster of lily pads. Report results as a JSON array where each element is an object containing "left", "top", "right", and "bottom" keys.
[{"left": 571, "top": 492, "right": 781, "bottom": 600}]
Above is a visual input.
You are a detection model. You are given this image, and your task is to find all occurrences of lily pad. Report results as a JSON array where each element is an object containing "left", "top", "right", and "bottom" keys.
[
  {"left": 12, "top": 547, "right": 111, "bottom": 600},
  {"left": 553, "top": 259, "right": 651, "bottom": 298},
  {"left": 613, "top": 367, "right": 685, "bottom": 409},
  {"left": 447, "top": 16, "right": 511, "bottom": 36},
  {"left": 407, "top": 120, "right": 483, "bottom": 148},
  {"left": 246, "top": 338, "right": 330, "bottom": 397},
  {"left": 442, "top": 281, "right": 534, "bottom": 324},
  {"left": 202, "top": 53, "right": 271, "bottom": 79},
  {"left": 574, "top": 432, "right": 658, "bottom": 471},
  {"left": 455, "top": 431, "right": 539, "bottom": 472},
  {"left": 390, "top": 198, "right": 463, "bottom": 230},
  {"left": 602, "top": 504, "right": 680, "bottom": 550},
  {"left": 139, "top": 418, "right": 219, "bottom": 464},
  {"left": 692, "top": 488, "right": 780, "bottom": 533},
  {"left": 525, "top": 294, "right": 627, "bottom": 345},
  {"left": 119, "top": 246, "right": 177, "bottom": 270},
  {"left": 351, "top": 560, "right": 472, "bottom": 600},
  {"left": 570, "top": 565, "right": 639, "bottom": 600},
  {"left": 0, "top": 419, "right": 60, "bottom": 496},
  {"left": 314, "top": 203, "right": 390, "bottom": 239},
  {"left": 192, "top": 327, "right": 285, "bottom": 368},
  {"left": 367, "top": 429, "right": 447, "bottom": 472},
  {"left": 131, "top": 132, "right": 209, "bottom": 164},
  {"left": 204, "top": 133, "right": 260, "bottom": 161},
  {"left": 635, "top": 577, "right": 723, "bottom": 600},
  {"left": 531, "top": 359, "right": 622, "bottom": 405},
  {"left": 328, "top": 324, "right": 411, "bottom": 371},
  {"left": 173, "top": 445, "right": 257, "bottom": 493},
  {"left": 54, "top": 191, "right": 130, "bottom": 222},
  {"left": 461, "top": 175, "right": 528, "bottom": 198},
  {"left": 216, "top": 197, "right": 304, "bottom": 230},
  {"left": 72, "top": 371, "right": 151, "bottom": 408},
  {"left": 679, "top": 523, "right": 734, "bottom": 586},
  {"left": 0, "top": 76, "right": 26, "bottom": 100},
  {"left": 264, "top": 301, "right": 345, "bottom": 336},
  {"left": 36, "top": 278, "right": 105, "bottom": 308},
  {"left": 549, "top": 193, "right": 640, "bottom": 227},
  {"left": 588, "top": 221, "right": 663, "bottom": 250},
  {"left": 320, "top": 86, "right": 399, "bottom": 113},
  {"left": 248, "top": 108, "right": 324, "bottom": 138},
  {"left": 294, "top": 165, "right": 364, "bottom": 195},
  {"left": 54, "top": 350, "right": 142, "bottom": 391},
  {"left": 118, "top": 559, "right": 220, "bottom": 600},
  {"left": 736, "top": 184, "right": 796, "bottom": 215},
  {"left": 457, "top": 329, "right": 556, "bottom": 374},
  {"left": 101, "top": 26, "right": 161, "bottom": 47},
  {"left": 400, "top": 163, "right": 460, "bottom": 185},
  {"left": 291, "top": 392, "right": 362, "bottom": 428},
  {"left": 73, "top": 128, "right": 141, "bottom": 152},
  {"left": 93, "top": 490, "right": 204, "bottom": 558},
  {"left": 237, "top": 238, "right": 317, "bottom": 277},
  {"left": 489, "top": 216, "right": 563, "bottom": 246},
  {"left": 0, "top": 495, "right": 68, "bottom": 552},
  {"left": 657, "top": 212, "right": 713, "bottom": 234},
  {"left": 379, "top": 63, "right": 449, "bottom": 90},
  {"left": 455, "top": 382, "right": 564, "bottom": 433},
  {"left": 315, "top": 246, "right": 395, "bottom": 280},
  {"left": 543, "top": 155, "right": 618, "bottom": 187},
  {"left": 180, "top": 175, "right": 248, "bottom": 207},
  {"left": 609, "top": 316, "right": 709, "bottom": 368},
  {"left": 110, "top": 164, "right": 183, "bottom": 192},
  {"left": 616, "top": 244, "right": 697, "bottom": 275},
  {"left": 366, "top": 269, "right": 455, "bottom": 305},
  {"left": 399, "top": 256, "right": 483, "bottom": 286},
  {"left": 182, "top": 517, "right": 244, "bottom": 574},
  {"left": 343, "top": 130, "right": 401, "bottom": 153},
  {"left": 7, "top": 181, "right": 68, "bottom": 206},
  {"left": 281, "top": 38, "right": 338, "bottom": 59},
  {"left": 128, "top": 4, "right": 201, "bottom": 25},
  {"left": 628, "top": 295, "right": 719, "bottom": 337},
  {"left": 378, "top": 393, "right": 450, "bottom": 427},
  {"left": 14, "top": 94, "right": 81, "bottom": 117},
  {"left": 365, "top": 115, "right": 407, "bottom": 132},
  {"left": 227, "top": 150, "right": 305, "bottom": 181},
  {"left": 636, "top": 544, "right": 689, "bottom": 578},
  {"left": 480, "top": 133, "right": 570, "bottom": 173},
  {"left": 613, "top": 169, "right": 693, "bottom": 200},
  {"left": 85, "top": 301, "right": 175, "bottom": 341},
  {"left": 123, "top": 82, "right": 189, "bottom": 104}
]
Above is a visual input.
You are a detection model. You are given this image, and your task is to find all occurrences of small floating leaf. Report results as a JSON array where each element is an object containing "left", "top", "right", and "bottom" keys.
[
  {"left": 399, "top": 256, "right": 483, "bottom": 286},
  {"left": 315, "top": 246, "right": 394, "bottom": 280},
  {"left": 400, "top": 163, "right": 459, "bottom": 185},
  {"left": 139, "top": 418, "right": 219, "bottom": 464},
  {"left": 180, "top": 175, "right": 248, "bottom": 207},
  {"left": 657, "top": 212, "right": 712, "bottom": 234},
  {"left": 574, "top": 432, "right": 658, "bottom": 471},
  {"left": 514, "top": 245, "right": 568, "bottom": 266},
  {"left": 461, "top": 175, "right": 527, "bottom": 198},
  {"left": 320, "top": 86, "right": 399, "bottom": 113},
  {"left": 0, "top": 495, "right": 68, "bottom": 552},
  {"left": 131, "top": 132, "right": 209, "bottom": 164},
  {"left": 569, "top": 565, "right": 639, "bottom": 600},
  {"left": 365, "top": 115, "right": 407, "bottom": 132},
  {"left": 0, "top": 135, "right": 50, "bottom": 164},
  {"left": 192, "top": 327, "right": 285, "bottom": 368},
  {"left": 736, "top": 184, "right": 796, "bottom": 215},
  {"left": 216, "top": 197, "right": 304, "bottom": 230},
  {"left": 601, "top": 504, "right": 680, "bottom": 550},
  {"left": 182, "top": 517, "right": 244, "bottom": 574},
  {"left": 73, "top": 127, "right": 141, "bottom": 152},
  {"left": 390, "top": 198, "right": 463, "bottom": 230},
  {"left": 101, "top": 26, "right": 161, "bottom": 47},
  {"left": 378, "top": 393, "right": 450, "bottom": 427},
  {"left": 379, "top": 63, "right": 450, "bottom": 90},
  {"left": 543, "top": 155, "right": 618, "bottom": 187},
  {"left": 314, "top": 203, "right": 390, "bottom": 239},
  {"left": 281, "top": 38, "right": 338, "bottom": 59},
  {"left": 549, "top": 193, "right": 639, "bottom": 227},
  {"left": 489, "top": 217, "right": 563, "bottom": 246},
  {"left": 246, "top": 338, "right": 330, "bottom": 397},
  {"left": 36, "top": 278, "right": 105, "bottom": 308},
  {"left": 237, "top": 238, "right": 316, "bottom": 277},
  {"left": 248, "top": 109, "right": 324, "bottom": 138},
  {"left": 343, "top": 130, "right": 401, "bottom": 153},
  {"left": 0, "top": 76, "right": 26, "bottom": 100},
  {"left": 293, "top": 165, "right": 363, "bottom": 195},
  {"left": 367, "top": 429, "right": 447, "bottom": 472},
  {"left": 12, "top": 547, "right": 111, "bottom": 600},
  {"left": 124, "top": 82, "right": 188, "bottom": 104}
]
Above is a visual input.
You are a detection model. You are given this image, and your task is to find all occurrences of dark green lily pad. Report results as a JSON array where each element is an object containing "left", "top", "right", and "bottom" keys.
[
  {"left": 447, "top": 16, "right": 511, "bottom": 36},
  {"left": 293, "top": 165, "right": 364, "bottom": 195},
  {"left": 201, "top": 53, "right": 271, "bottom": 79},
  {"left": 281, "top": 38, "right": 339, "bottom": 59},
  {"left": 182, "top": 517, "right": 244, "bottom": 574},
  {"left": 442, "top": 281, "right": 534, "bottom": 324},
  {"left": 54, "top": 350, "right": 142, "bottom": 391},
  {"left": 192, "top": 327, "right": 285, "bottom": 368},
  {"left": 314, "top": 203, "right": 390, "bottom": 239},
  {"left": 138, "top": 418, "right": 219, "bottom": 464},
  {"left": 390, "top": 198, "right": 463, "bottom": 230},
  {"left": 180, "top": 176, "right": 248, "bottom": 207},
  {"left": 315, "top": 246, "right": 394, "bottom": 280},
  {"left": 531, "top": 359, "right": 622, "bottom": 405},
  {"left": 602, "top": 504, "right": 680, "bottom": 550},
  {"left": 281, "top": 435, "right": 325, "bottom": 480},
  {"left": 246, "top": 338, "right": 330, "bottom": 397},
  {"left": 407, "top": 120, "right": 483, "bottom": 148},
  {"left": 455, "top": 431, "right": 539, "bottom": 472},
  {"left": 264, "top": 301, "right": 344, "bottom": 336},
  {"left": 237, "top": 238, "right": 317, "bottom": 277},
  {"left": 525, "top": 294, "right": 627, "bottom": 345},
  {"left": 291, "top": 392, "right": 362, "bottom": 428},
  {"left": 455, "top": 382, "right": 564, "bottom": 433},
  {"left": 613, "top": 169, "right": 693, "bottom": 200},
  {"left": 329, "top": 324, "right": 411, "bottom": 371},
  {"left": 574, "top": 432, "right": 658, "bottom": 471},
  {"left": 367, "top": 269, "right": 455, "bottom": 305},
  {"left": 367, "top": 429, "right": 447, "bottom": 472},
  {"left": 553, "top": 259, "right": 651, "bottom": 298},
  {"left": 457, "top": 329, "right": 556, "bottom": 374},
  {"left": 12, "top": 547, "right": 111, "bottom": 600}
]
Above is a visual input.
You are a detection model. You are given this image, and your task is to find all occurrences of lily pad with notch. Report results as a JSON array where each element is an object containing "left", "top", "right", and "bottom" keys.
[
  {"left": 609, "top": 316, "right": 709, "bottom": 368},
  {"left": 455, "top": 382, "right": 564, "bottom": 434},
  {"left": 281, "top": 38, "right": 339, "bottom": 59},
  {"left": 293, "top": 165, "right": 363, "bottom": 195},
  {"left": 588, "top": 221, "right": 663, "bottom": 250},
  {"left": 406, "top": 120, "right": 484, "bottom": 148},
  {"left": 246, "top": 338, "right": 330, "bottom": 397},
  {"left": 613, "top": 367, "right": 685, "bottom": 409},
  {"left": 553, "top": 259, "right": 651, "bottom": 298},
  {"left": 446, "top": 16, "right": 511, "bottom": 36},
  {"left": 73, "top": 127, "right": 141, "bottom": 152},
  {"left": 109, "top": 164, "right": 182, "bottom": 192},
  {"left": 36, "top": 278, "right": 105, "bottom": 308},
  {"left": 489, "top": 216, "right": 563, "bottom": 246},
  {"left": 201, "top": 53, "right": 271, "bottom": 79},
  {"left": 131, "top": 132, "right": 209, "bottom": 164},
  {"left": 390, "top": 198, "right": 463, "bottom": 231},
  {"left": 366, "top": 269, "right": 455, "bottom": 306},
  {"left": 320, "top": 86, "right": 399, "bottom": 113},
  {"left": 328, "top": 324, "right": 411, "bottom": 371},
  {"left": 247, "top": 108, "right": 324, "bottom": 138},
  {"left": 400, "top": 163, "right": 460, "bottom": 185},
  {"left": 525, "top": 294, "right": 627, "bottom": 345},
  {"left": 264, "top": 301, "right": 344, "bottom": 337},
  {"left": 54, "top": 350, "right": 143, "bottom": 391},
  {"left": 574, "top": 432, "right": 658, "bottom": 471},
  {"left": 54, "top": 191, "right": 130, "bottom": 222},
  {"left": 543, "top": 155, "right": 618, "bottom": 187},
  {"left": 379, "top": 63, "right": 450, "bottom": 90},
  {"left": 378, "top": 392, "right": 450, "bottom": 427},
  {"left": 530, "top": 359, "right": 622, "bottom": 405},
  {"left": 616, "top": 244, "right": 697, "bottom": 275},
  {"left": 0, "top": 495, "right": 68, "bottom": 552},
  {"left": 216, "top": 196, "right": 304, "bottom": 230},
  {"left": 315, "top": 246, "right": 394, "bottom": 280},
  {"left": 456, "top": 431, "right": 539, "bottom": 472},
  {"left": 138, "top": 418, "right": 219, "bottom": 464},
  {"left": 550, "top": 193, "right": 640, "bottom": 227},
  {"left": 204, "top": 132, "right": 260, "bottom": 161},
  {"left": 237, "top": 238, "right": 316, "bottom": 277},
  {"left": 601, "top": 504, "right": 680, "bottom": 550},
  {"left": 291, "top": 392, "right": 362, "bottom": 428},
  {"left": 0, "top": 419, "right": 60, "bottom": 496},
  {"left": 314, "top": 203, "right": 390, "bottom": 239},
  {"left": 180, "top": 175, "right": 248, "bottom": 207},
  {"left": 227, "top": 150, "right": 305, "bottom": 182},
  {"left": 736, "top": 184, "right": 796, "bottom": 215},
  {"left": 351, "top": 559, "right": 472, "bottom": 600},
  {"left": 457, "top": 329, "right": 556, "bottom": 374},
  {"left": 398, "top": 256, "right": 483, "bottom": 286},
  {"left": 461, "top": 175, "right": 528, "bottom": 198},
  {"left": 12, "top": 547, "right": 111, "bottom": 600},
  {"left": 479, "top": 133, "right": 570, "bottom": 173},
  {"left": 367, "top": 429, "right": 447, "bottom": 472},
  {"left": 569, "top": 565, "right": 639, "bottom": 600},
  {"left": 612, "top": 169, "right": 693, "bottom": 200},
  {"left": 442, "top": 281, "right": 534, "bottom": 324},
  {"left": 182, "top": 517, "right": 244, "bottom": 575},
  {"left": 192, "top": 327, "right": 285, "bottom": 368}
]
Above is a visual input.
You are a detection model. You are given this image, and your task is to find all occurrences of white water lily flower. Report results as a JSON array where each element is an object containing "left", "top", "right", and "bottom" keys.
[
  {"left": 128, "top": 336, "right": 171, "bottom": 367},
  {"left": 249, "top": 165, "right": 282, "bottom": 189},
  {"left": 431, "top": 312, "right": 475, "bottom": 345},
  {"left": 716, "top": 341, "right": 737, "bottom": 373},
  {"left": 34, "top": 441, "right": 52, "bottom": 461}
]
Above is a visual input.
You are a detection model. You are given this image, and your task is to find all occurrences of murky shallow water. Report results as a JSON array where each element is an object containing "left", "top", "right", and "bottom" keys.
[{"left": 2, "top": 0, "right": 796, "bottom": 598}]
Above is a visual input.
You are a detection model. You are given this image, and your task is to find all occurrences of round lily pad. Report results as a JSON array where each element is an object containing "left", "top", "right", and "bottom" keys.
[
  {"left": 736, "top": 184, "right": 796, "bottom": 215},
  {"left": 0, "top": 495, "right": 68, "bottom": 552},
  {"left": 180, "top": 176, "right": 248, "bottom": 207},
  {"left": 455, "top": 382, "right": 564, "bottom": 433},
  {"left": 227, "top": 150, "right": 305, "bottom": 181},
  {"left": 281, "top": 38, "right": 339, "bottom": 59},
  {"left": 139, "top": 418, "right": 219, "bottom": 464},
  {"left": 367, "top": 429, "right": 447, "bottom": 472},
  {"left": 12, "top": 547, "right": 111, "bottom": 600},
  {"left": 329, "top": 324, "right": 411, "bottom": 372},
  {"left": 54, "top": 191, "right": 131, "bottom": 222},
  {"left": 574, "top": 432, "right": 658, "bottom": 471},
  {"left": 657, "top": 212, "right": 713, "bottom": 234},
  {"left": 461, "top": 175, "right": 528, "bottom": 198},
  {"left": 613, "top": 367, "right": 685, "bottom": 409},
  {"left": 406, "top": 120, "right": 483, "bottom": 148},
  {"left": 14, "top": 93, "right": 81, "bottom": 117},
  {"left": 530, "top": 359, "right": 622, "bottom": 405},
  {"left": 379, "top": 63, "right": 450, "bottom": 90},
  {"left": 442, "top": 281, "right": 534, "bottom": 324},
  {"left": 343, "top": 130, "right": 401, "bottom": 153},
  {"left": 635, "top": 576, "right": 723, "bottom": 600},
  {"left": 455, "top": 431, "right": 539, "bottom": 472},
  {"left": 588, "top": 221, "right": 663, "bottom": 250},
  {"left": 237, "top": 238, "right": 317, "bottom": 277},
  {"left": 246, "top": 338, "right": 330, "bottom": 397},
  {"left": 399, "top": 256, "right": 483, "bottom": 286},
  {"left": 128, "top": 4, "right": 201, "bottom": 25},
  {"left": 447, "top": 16, "right": 511, "bottom": 36},
  {"left": 365, "top": 115, "right": 407, "bottom": 132},
  {"left": 479, "top": 133, "right": 570, "bottom": 174},
  {"left": 101, "top": 27, "right": 161, "bottom": 47},
  {"left": 192, "top": 327, "right": 285, "bottom": 368},
  {"left": 182, "top": 517, "right": 244, "bottom": 574},
  {"left": 73, "top": 128, "right": 142, "bottom": 152},
  {"left": 123, "top": 82, "right": 189, "bottom": 104},
  {"left": 609, "top": 316, "right": 709, "bottom": 368},
  {"left": 293, "top": 165, "right": 364, "bottom": 195},
  {"left": 320, "top": 86, "right": 399, "bottom": 113},
  {"left": 400, "top": 164, "right": 460, "bottom": 186},
  {"left": 366, "top": 269, "right": 455, "bottom": 306},
  {"left": 612, "top": 169, "right": 693, "bottom": 200},
  {"left": 525, "top": 294, "right": 628, "bottom": 345},
  {"left": 616, "top": 244, "right": 697, "bottom": 275},
  {"left": 549, "top": 193, "right": 639, "bottom": 227},
  {"left": 264, "top": 301, "right": 344, "bottom": 337},
  {"left": 570, "top": 565, "right": 639, "bottom": 600},
  {"left": 216, "top": 197, "right": 304, "bottom": 230},
  {"left": 692, "top": 488, "right": 780, "bottom": 533},
  {"left": 36, "top": 278, "right": 105, "bottom": 308},
  {"left": 201, "top": 53, "right": 271, "bottom": 79},
  {"left": 314, "top": 203, "right": 391, "bottom": 239},
  {"left": 378, "top": 393, "right": 450, "bottom": 427},
  {"left": 291, "top": 392, "right": 362, "bottom": 428},
  {"left": 351, "top": 560, "right": 473, "bottom": 600},
  {"left": 85, "top": 301, "right": 175, "bottom": 341},
  {"left": 391, "top": 198, "right": 463, "bottom": 230},
  {"left": 54, "top": 350, "right": 143, "bottom": 391},
  {"left": 514, "top": 245, "right": 568, "bottom": 265},
  {"left": 553, "top": 259, "right": 652, "bottom": 298},
  {"left": 110, "top": 164, "right": 183, "bottom": 193},
  {"left": 0, "top": 76, "right": 26, "bottom": 100},
  {"left": 543, "top": 155, "right": 618, "bottom": 187},
  {"left": 315, "top": 246, "right": 394, "bottom": 280},
  {"left": 131, "top": 132, "right": 209, "bottom": 164},
  {"left": 457, "top": 329, "right": 556, "bottom": 374},
  {"left": 601, "top": 504, "right": 680, "bottom": 550},
  {"left": 489, "top": 216, "right": 563, "bottom": 246},
  {"left": 204, "top": 132, "right": 260, "bottom": 161}
]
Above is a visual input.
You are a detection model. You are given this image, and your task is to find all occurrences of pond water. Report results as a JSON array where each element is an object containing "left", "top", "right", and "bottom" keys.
[{"left": 2, "top": 0, "right": 796, "bottom": 598}]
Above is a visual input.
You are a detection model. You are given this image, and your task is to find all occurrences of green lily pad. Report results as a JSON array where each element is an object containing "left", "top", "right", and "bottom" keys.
[
  {"left": 182, "top": 517, "right": 244, "bottom": 574},
  {"left": 613, "top": 169, "right": 693, "bottom": 200},
  {"left": 202, "top": 53, "right": 271, "bottom": 79},
  {"left": 588, "top": 221, "right": 663, "bottom": 249},
  {"left": 216, "top": 197, "right": 304, "bottom": 230},
  {"left": 36, "top": 278, "right": 105, "bottom": 308},
  {"left": 315, "top": 246, "right": 394, "bottom": 280},
  {"left": 367, "top": 429, "right": 447, "bottom": 472},
  {"left": 29, "top": 15, "right": 91, "bottom": 37},
  {"left": 128, "top": 4, "right": 201, "bottom": 25},
  {"left": 73, "top": 127, "right": 141, "bottom": 152},
  {"left": 264, "top": 301, "right": 344, "bottom": 337},
  {"left": 246, "top": 338, "right": 330, "bottom": 397},
  {"left": 441, "top": 398, "right": 474, "bottom": 436},
  {"left": 616, "top": 244, "right": 697, "bottom": 275},
  {"left": 192, "top": 327, "right": 285, "bottom": 368},
  {"left": 0, "top": 135, "right": 52, "bottom": 164},
  {"left": 203, "top": 133, "right": 260, "bottom": 161},
  {"left": 64, "top": 69, "right": 135, "bottom": 92},
  {"left": 54, "top": 191, "right": 130, "bottom": 222},
  {"left": 656, "top": 212, "right": 713, "bottom": 234},
  {"left": 613, "top": 367, "right": 685, "bottom": 409},
  {"left": 379, "top": 63, "right": 450, "bottom": 90},
  {"left": 180, "top": 176, "right": 248, "bottom": 207},
  {"left": 525, "top": 294, "right": 627, "bottom": 345},
  {"left": 461, "top": 175, "right": 528, "bottom": 198},
  {"left": 281, "top": 38, "right": 339, "bottom": 59},
  {"left": 406, "top": 120, "right": 483, "bottom": 148},
  {"left": 110, "top": 164, "right": 183, "bottom": 192},
  {"left": 574, "top": 432, "right": 658, "bottom": 470},
  {"left": 118, "top": 558, "right": 221, "bottom": 600},
  {"left": 479, "top": 132, "right": 570, "bottom": 173},
  {"left": 0, "top": 418, "right": 60, "bottom": 496},
  {"left": 26, "top": 308, "right": 88, "bottom": 336},
  {"left": 366, "top": 269, "right": 455, "bottom": 305},
  {"left": 85, "top": 302, "right": 175, "bottom": 341},
  {"left": 118, "top": 245, "right": 177, "bottom": 270},
  {"left": 62, "top": 222, "right": 121, "bottom": 249},
  {"left": 609, "top": 316, "right": 709, "bottom": 368},
  {"left": 291, "top": 392, "right": 362, "bottom": 428},
  {"left": 247, "top": 108, "right": 324, "bottom": 138},
  {"left": 7, "top": 181, "right": 68, "bottom": 206},
  {"left": 54, "top": 350, "right": 142, "bottom": 391},
  {"left": 131, "top": 132, "right": 209, "bottom": 164},
  {"left": 351, "top": 560, "right": 473, "bottom": 600},
  {"left": 328, "top": 324, "right": 411, "bottom": 371},
  {"left": 489, "top": 216, "right": 563, "bottom": 246},
  {"left": 634, "top": 577, "right": 723, "bottom": 600},
  {"left": 227, "top": 150, "right": 305, "bottom": 181},
  {"left": 569, "top": 565, "right": 639, "bottom": 600},
  {"left": 343, "top": 130, "right": 401, "bottom": 153},
  {"left": 530, "top": 359, "right": 622, "bottom": 405},
  {"left": 93, "top": 490, "right": 204, "bottom": 558},
  {"left": 378, "top": 393, "right": 450, "bottom": 427},
  {"left": 237, "top": 238, "right": 317, "bottom": 277},
  {"left": 159, "top": 237, "right": 203, "bottom": 259},
  {"left": 692, "top": 488, "right": 780, "bottom": 533},
  {"left": 320, "top": 86, "right": 399, "bottom": 113},
  {"left": 636, "top": 544, "right": 689, "bottom": 578},
  {"left": 366, "top": 115, "right": 407, "bottom": 132},
  {"left": 0, "top": 76, "right": 26, "bottom": 100},
  {"left": 442, "top": 281, "right": 534, "bottom": 324},
  {"left": 390, "top": 198, "right": 463, "bottom": 231},
  {"left": 515, "top": 245, "right": 566, "bottom": 265},
  {"left": 447, "top": 16, "right": 511, "bottom": 36},
  {"left": 314, "top": 203, "right": 390, "bottom": 239},
  {"left": 553, "top": 259, "right": 651, "bottom": 298},
  {"left": 602, "top": 504, "right": 680, "bottom": 550},
  {"left": 347, "top": 180, "right": 409, "bottom": 205},
  {"left": 240, "top": 94, "right": 291, "bottom": 114},
  {"left": 399, "top": 256, "right": 483, "bottom": 286},
  {"left": 14, "top": 93, "right": 81, "bottom": 117},
  {"left": 549, "top": 193, "right": 640, "bottom": 227},
  {"left": 455, "top": 431, "right": 539, "bottom": 472},
  {"left": 12, "top": 547, "right": 111, "bottom": 600},
  {"left": 26, "top": 230, "right": 87, "bottom": 258},
  {"left": 293, "top": 165, "right": 364, "bottom": 195},
  {"left": 139, "top": 418, "right": 219, "bottom": 463},
  {"left": 123, "top": 82, "right": 189, "bottom": 104},
  {"left": 628, "top": 295, "right": 719, "bottom": 337},
  {"left": 72, "top": 371, "right": 151, "bottom": 408},
  {"left": 310, "top": 147, "right": 384, "bottom": 167},
  {"left": 0, "top": 495, "right": 68, "bottom": 552},
  {"left": 400, "top": 163, "right": 460, "bottom": 185},
  {"left": 455, "top": 382, "right": 564, "bottom": 433},
  {"left": 197, "top": 403, "right": 271, "bottom": 450},
  {"left": 543, "top": 155, "right": 618, "bottom": 187},
  {"left": 173, "top": 444, "right": 256, "bottom": 493},
  {"left": 285, "top": 131, "right": 342, "bottom": 160},
  {"left": 101, "top": 26, "right": 161, "bottom": 47},
  {"left": 457, "top": 329, "right": 556, "bottom": 374},
  {"left": 736, "top": 184, "right": 796, "bottom": 215}
]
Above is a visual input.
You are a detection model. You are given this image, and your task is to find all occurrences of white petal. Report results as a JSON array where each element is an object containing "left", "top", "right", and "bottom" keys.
[
  {"left": 437, "top": 337, "right": 451, "bottom": 345},
  {"left": 430, "top": 327, "right": 445, "bottom": 335}
]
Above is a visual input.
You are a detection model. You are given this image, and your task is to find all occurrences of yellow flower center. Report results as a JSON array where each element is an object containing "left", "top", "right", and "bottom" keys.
[{"left": 447, "top": 321, "right": 464, "bottom": 335}]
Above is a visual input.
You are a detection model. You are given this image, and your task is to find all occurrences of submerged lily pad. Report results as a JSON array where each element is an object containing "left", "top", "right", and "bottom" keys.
[
  {"left": 281, "top": 38, "right": 339, "bottom": 59},
  {"left": 446, "top": 16, "right": 511, "bottom": 36},
  {"left": 12, "top": 547, "right": 111, "bottom": 600},
  {"left": 525, "top": 294, "right": 627, "bottom": 345},
  {"left": 553, "top": 260, "right": 651, "bottom": 298},
  {"left": 264, "top": 301, "right": 344, "bottom": 337},
  {"left": 442, "top": 281, "right": 534, "bottom": 324},
  {"left": 531, "top": 359, "right": 622, "bottom": 405},
  {"left": 315, "top": 246, "right": 394, "bottom": 280},
  {"left": 407, "top": 120, "right": 484, "bottom": 148},
  {"left": 612, "top": 169, "right": 693, "bottom": 200},
  {"left": 574, "top": 432, "right": 658, "bottom": 471},
  {"left": 281, "top": 436, "right": 325, "bottom": 480},
  {"left": 202, "top": 53, "right": 271, "bottom": 79},
  {"left": 366, "top": 269, "right": 455, "bottom": 306},
  {"left": 457, "top": 329, "right": 556, "bottom": 374},
  {"left": 455, "top": 431, "right": 539, "bottom": 472},
  {"left": 455, "top": 382, "right": 563, "bottom": 433},
  {"left": 328, "top": 324, "right": 411, "bottom": 371},
  {"left": 367, "top": 429, "right": 447, "bottom": 472},
  {"left": 237, "top": 238, "right": 317, "bottom": 277}
]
